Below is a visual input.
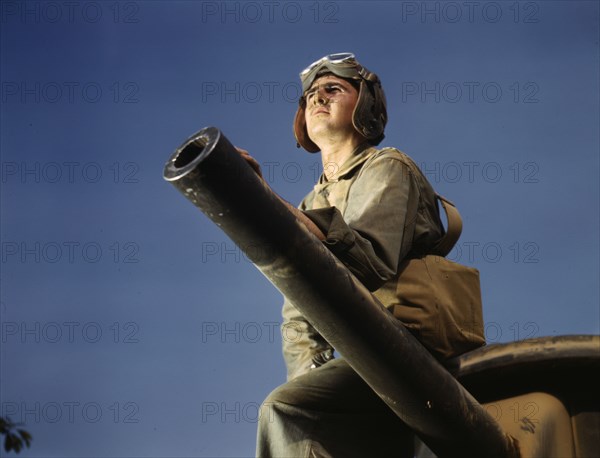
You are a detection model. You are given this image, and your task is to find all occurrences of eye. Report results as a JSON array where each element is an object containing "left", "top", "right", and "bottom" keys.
[
  {"left": 304, "top": 83, "right": 343, "bottom": 103},
  {"left": 324, "top": 84, "right": 342, "bottom": 94}
]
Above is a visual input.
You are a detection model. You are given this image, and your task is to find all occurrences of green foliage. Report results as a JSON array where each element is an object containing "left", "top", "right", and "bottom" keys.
[{"left": 0, "top": 417, "right": 32, "bottom": 454}]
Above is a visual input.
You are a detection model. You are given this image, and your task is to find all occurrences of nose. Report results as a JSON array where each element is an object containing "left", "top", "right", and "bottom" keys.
[{"left": 312, "top": 87, "right": 328, "bottom": 106}]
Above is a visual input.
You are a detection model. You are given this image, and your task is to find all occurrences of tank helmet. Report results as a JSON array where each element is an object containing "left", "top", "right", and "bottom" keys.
[{"left": 294, "top": 53, "right": 388, "bottom": 153}]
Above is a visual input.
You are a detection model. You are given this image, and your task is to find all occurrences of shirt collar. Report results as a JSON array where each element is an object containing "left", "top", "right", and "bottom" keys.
[{"left": 318, "top": 143, "right": 375, "bottom": 184}]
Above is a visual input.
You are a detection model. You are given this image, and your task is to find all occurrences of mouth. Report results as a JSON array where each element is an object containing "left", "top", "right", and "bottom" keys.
[{"left": 312, "top": 108, "right": 329, "bottom": 115}]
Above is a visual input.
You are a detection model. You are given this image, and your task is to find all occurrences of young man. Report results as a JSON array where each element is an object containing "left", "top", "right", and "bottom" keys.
[{"left": 241, "top": 53, "right": 447, "bottom": 457}]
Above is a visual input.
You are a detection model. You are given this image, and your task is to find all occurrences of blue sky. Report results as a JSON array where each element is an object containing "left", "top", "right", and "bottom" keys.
[{"left": 1, "top": 1, "right": 598, "bottom": 456}]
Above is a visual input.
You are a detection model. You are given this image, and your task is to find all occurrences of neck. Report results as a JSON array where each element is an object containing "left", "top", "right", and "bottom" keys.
[{"left": 319, "top": 134, "right": 367, "bottom": 180}]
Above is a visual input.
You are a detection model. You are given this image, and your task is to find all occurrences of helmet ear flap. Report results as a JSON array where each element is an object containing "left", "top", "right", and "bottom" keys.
[
  {"left": 352, "top": 80, "right": 387, "bottom": 145},
  {"left": 294, "top": 102, "right": 320, "bottom": 153}
]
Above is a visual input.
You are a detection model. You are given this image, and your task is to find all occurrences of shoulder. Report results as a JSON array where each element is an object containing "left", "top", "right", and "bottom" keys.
[
  {"left": 368, "top": 146, "right": 418, "bottom": 167},
  {"left": 358, "top": 147, "right": 438, "bottom": 199},
  {"left": 358, "top": 146, "right": 420, "bottom": 178}
]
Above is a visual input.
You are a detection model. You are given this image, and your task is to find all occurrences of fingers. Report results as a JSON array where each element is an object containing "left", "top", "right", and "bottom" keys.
[{"left": 235, "top": 147, "right": 262, "bottom": 178}]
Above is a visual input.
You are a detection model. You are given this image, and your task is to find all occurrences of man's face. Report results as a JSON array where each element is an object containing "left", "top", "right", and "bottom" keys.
[{"left": 304, "top": 75, "right": 359, "bottom": 143}]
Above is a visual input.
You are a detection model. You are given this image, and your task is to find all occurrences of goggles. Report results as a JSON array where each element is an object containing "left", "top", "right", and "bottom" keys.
[
  {"left": 299, "top": 52, "right": 378, "bottom": 94},
  {"left": 300, "top": 52, "right": 358, "bottom": 78}
]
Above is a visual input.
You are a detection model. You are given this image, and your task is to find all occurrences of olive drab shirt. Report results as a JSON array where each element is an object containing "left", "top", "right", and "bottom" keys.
[{"left": 282, "top": 144, "right": 445, "bottom": 381}]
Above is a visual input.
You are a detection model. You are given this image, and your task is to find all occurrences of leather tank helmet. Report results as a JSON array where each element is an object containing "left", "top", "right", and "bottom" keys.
[{"left": 294, "top": 53, "right": 388, "bottom": 153}]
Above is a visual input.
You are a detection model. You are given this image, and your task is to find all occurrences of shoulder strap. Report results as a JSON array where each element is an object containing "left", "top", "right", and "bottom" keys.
[
  {"left": 377, "top": 147, "right": 463, "bottom": 257},
  {"left": 432, "top": 194, "right": 463, "bottom": 257}
]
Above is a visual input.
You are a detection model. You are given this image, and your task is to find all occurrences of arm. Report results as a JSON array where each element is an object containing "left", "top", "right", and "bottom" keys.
[
  {"left": 303, "top": 150, "right": 421, "bottom": 291},
  {"left": 281, "top": 297, "right": 334, "bottom": 380}
]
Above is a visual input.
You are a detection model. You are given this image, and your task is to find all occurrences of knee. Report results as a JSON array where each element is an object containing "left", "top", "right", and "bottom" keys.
[
  {"left": 258, "top": 380, "right": 313, "bottom": 429},
  {"left": 257, "top": 385, "right": 293, "bottom": 432},
  {"left": 261, "top": 379, "right": 308, "bottom": 410}
]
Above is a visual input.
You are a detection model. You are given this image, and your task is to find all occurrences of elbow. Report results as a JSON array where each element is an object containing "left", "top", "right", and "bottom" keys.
[{"left": 348, "top": 265, "right": 390, "bottom": 292}]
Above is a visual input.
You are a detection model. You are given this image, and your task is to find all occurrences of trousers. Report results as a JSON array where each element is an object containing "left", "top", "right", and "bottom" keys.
[{"left": 256, "top": 358, "right": 415, "bottom": 458}]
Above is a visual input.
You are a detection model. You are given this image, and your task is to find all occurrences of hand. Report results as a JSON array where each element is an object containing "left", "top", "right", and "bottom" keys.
[
  {"left": 236, "top": 147, "right": 263, "bottom": 179},
  {"left": 310, "top": 349, "right": 335, "bottom": 369}
]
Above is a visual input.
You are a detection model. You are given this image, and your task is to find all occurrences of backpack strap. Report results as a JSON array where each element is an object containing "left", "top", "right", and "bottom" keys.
[{"left": 432, "top": 194, "right": 463, "bottom": 257}]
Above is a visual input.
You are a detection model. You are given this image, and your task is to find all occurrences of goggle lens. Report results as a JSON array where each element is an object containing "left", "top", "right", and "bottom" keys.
[{"left": 300, "top": 52, "right": 356, "bottom": 78}]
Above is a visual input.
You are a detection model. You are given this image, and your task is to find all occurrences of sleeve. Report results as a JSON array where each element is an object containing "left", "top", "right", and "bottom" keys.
[
  {"left": 281, "top": 297, "right": 334, "bottom": 381},
  {"left": 302, "top": 153, "right": 420, "bottom": 291},
  {"left": 280, "top": 190, "right": 334, "bottom": 381}
]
